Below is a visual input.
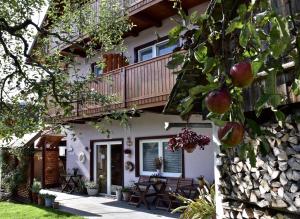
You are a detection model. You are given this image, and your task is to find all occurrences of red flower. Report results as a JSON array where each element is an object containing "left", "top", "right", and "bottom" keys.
[{"left": 168, "top": 128, "right": 210, "bottom": 152}]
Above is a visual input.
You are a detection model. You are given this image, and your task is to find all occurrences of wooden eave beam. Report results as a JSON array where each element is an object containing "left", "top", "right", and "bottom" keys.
[
  {"left": 132, "top": 12, "right": 162, "bottom": 28},
  {"left": 159, "top": 0, "right": 179, "bottom": 15}
]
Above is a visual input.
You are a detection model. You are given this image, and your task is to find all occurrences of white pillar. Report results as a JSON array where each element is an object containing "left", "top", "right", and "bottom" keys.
[
  {"left": 212, "top": 124, "right": 224, "bottom": 218},
  {"left": 107, "top": 144, "right": 111, "bottom": 195}
]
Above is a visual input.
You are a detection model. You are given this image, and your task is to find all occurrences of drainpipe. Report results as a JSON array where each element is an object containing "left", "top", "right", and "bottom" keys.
[{"left": 212, "top": 124, "right": 224, "bottom": 218}]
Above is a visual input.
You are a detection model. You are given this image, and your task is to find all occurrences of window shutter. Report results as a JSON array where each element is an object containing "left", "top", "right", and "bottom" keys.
[
  {"left": 163, "top": 142, "right": 182, "bottom": 173},
  {"left": 142, "top": 142, "right": 158, "bottom": 171}
]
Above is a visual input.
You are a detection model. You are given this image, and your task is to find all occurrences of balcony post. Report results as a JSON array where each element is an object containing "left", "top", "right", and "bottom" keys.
[{"left": 121, "top": 67, "right": 127, "bottom": 108}]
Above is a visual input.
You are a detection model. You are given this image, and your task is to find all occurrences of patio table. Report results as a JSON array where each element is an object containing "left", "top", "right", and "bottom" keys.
[
  {"left": 134, "top": 181, "right": 165, "bottom": 209},
  {"left": 61, "top": 174, "right": 83, "bottom": 193}
]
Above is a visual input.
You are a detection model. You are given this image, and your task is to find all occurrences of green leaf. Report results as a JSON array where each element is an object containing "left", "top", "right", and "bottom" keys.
[
  {"left": 239, "top": 24, "right": 250, "bottom": 48},
  {"left": 292, "top": 79, "right": 300, "bottom": 96},
  {"left": 237, "top": 4, "right": 247, "bottom": 17},
  {"left": 221, "top": 127, "right": 233, "bottom": 142},
  {"left": 255, "top": 93, "right": 272, "bottom": 117},
  {"left": 168, "top": 25, "right": 182, "bottom": 39},
  {"left": 269, "top": 17, "right": 290, "bottom": 59},
  {"left": 203, "top": 57, "right": 217, "bottom": 74},
  {"left": 189, "top": 83, "right": 218, "bottom": 97},
  {"left": 179, "top": 97, "right": 194, "bottom": 118},
  {"left": 274, "top": 109, "right": 285, "bottom": 122},
  {"left": 248, "top": 145, "right": 256, "bottom": 167},
  {"left": 194, "top": 44, "right": 207, "bottom": 63},
  {"left": 238, "top": 143, "right": 248, "bottom": 160},
  {"left": 167, "top": 53, "right": 184, "bottom": 69},
  {"left": 189, "top": 11, "right": 199, "bottom": 24},
  {"left": 259, "top": 137, "right": 270, "bottom": 156},
  {"left": 210, "top": 118, "right": 226, "bottom": 126},
  {"left": 246, "top": 118, "right": 262, "bottom": 136},
  {"left": 265, "top": 69, "right": 281, "bottom": 107},
  {"left": 251, "top": 60, "right": 263, "bottom": 76},
  {"left": 226, "top": 21, "right": 243, "bottom": 35}
]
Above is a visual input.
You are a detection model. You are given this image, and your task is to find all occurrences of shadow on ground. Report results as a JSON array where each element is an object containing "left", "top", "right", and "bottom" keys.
[{"left": 101, "top": 200, "right": 179, "bottom": 218}]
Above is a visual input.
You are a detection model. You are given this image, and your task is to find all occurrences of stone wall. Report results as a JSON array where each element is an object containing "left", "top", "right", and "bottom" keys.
[{"left": 217, "top": 122, "right": 300, "bottom": 218}]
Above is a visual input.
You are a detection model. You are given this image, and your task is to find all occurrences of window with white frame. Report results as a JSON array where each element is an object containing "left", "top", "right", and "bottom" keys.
[
  {"left": 139, "top": 138, "right": 182, "bottom": 177},
  {"left": 137, "top": 40, "right": 178, "bottom": 62},
  {"left": 91, "top": 62, "right": 103, "bottom": 77}
]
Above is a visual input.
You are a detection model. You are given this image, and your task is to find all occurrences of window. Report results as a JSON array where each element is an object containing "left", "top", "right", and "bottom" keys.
[
  {"left": 137, "top": 39, "right": 178, "bottom": 62},
  {"left": 139, "top": 47, "right": 153, "bottom": 62},
  {"left": 156, "top": 41, "right": 178, "bottom": 56},
  {"left": 91, "top": 62, "right": 103, "bottom": 77},
  {"left": 139, "top": 138, "right": 182, "bottom": 177}
]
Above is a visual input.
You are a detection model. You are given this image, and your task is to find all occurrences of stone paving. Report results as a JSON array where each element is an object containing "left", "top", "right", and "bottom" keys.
[{"left": 41, "top": 189, "right": 179, "bottom": 219}]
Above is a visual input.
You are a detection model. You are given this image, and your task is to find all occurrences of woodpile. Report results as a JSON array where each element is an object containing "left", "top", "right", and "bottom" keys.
[
  {"left": 218, "top": 122, "right": 300, "bottom": 218},
  {"left": 222, "top": 201, "right": 299, "bottom": 219}
]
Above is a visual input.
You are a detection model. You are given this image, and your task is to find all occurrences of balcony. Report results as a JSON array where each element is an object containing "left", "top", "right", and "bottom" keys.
[
  {"left": 53, "top": 53, "right": 177, "bottom": 122},
  {"left": 49, "top": 0, "right": 207, "bottom": 54}
]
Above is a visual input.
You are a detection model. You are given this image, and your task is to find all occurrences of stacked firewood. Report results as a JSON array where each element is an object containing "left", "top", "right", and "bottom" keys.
[{"left": 218, "top": 122, "right": 300, "bottom": 218}]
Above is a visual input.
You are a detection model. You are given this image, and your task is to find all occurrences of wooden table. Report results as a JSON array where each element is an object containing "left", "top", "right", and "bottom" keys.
[
  {"left": 61, "top": 174, "right": 82, "bottom": 193},
  {"left": 134, "top": 181, "right": 165, "bottom": 209}
]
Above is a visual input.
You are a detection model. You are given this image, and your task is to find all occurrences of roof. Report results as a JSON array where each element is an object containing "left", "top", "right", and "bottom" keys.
[{"left": 0, "top": 131, "right": 42, "bottom": 148}]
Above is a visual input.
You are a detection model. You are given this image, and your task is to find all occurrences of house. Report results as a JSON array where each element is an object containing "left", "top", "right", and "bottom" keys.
[{"left": 30, "top": 0, "right": 215, "bottom": 195}]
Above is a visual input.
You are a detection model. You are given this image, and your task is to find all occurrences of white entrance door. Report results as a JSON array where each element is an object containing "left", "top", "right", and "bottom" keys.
[{"left": 93, "top": 141, "right": 122, "bottom": 195}]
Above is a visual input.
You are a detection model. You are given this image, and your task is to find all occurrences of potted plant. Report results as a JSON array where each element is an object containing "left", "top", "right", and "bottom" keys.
[
  {"left": 168, "top": 128, "right": 210, "bottom": 153},
  {"left": 31, "top": 179, "right": 41, "bottom": 204},
  {"left": 121, "top": 187, "right": 131, "bottom": 201},
  {"left": 37, "top": 193, "right": 45, "bottom": 206},
  {"left": 85, "top": 181, "right": 98, "bottom": 196},
  {"left": 154, "top": 157, "right": 162, "bottom": 175},
  {"left": 115, "top": 186, "right": 122, "bottom": 201},
  {"left": 43, "top": 193, "right": 56, "bottom": 207},
  {"left": 124, "top": 148, "right": 131, "bottom": 157}
]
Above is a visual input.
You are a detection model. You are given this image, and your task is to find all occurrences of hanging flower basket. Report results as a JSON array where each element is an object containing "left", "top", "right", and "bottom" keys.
[{"left": 168, "top": 128, "right": 210, "bottom": 153}]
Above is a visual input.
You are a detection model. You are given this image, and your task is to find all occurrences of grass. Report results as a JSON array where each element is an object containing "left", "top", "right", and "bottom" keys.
[{"left": 0, "top": 201, "right": 83, "bottom": 219}]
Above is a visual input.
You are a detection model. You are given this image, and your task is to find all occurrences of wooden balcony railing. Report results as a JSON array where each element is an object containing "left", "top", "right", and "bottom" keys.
[{"left": 59, "top": 53, "right": 177, "bottom": 121}]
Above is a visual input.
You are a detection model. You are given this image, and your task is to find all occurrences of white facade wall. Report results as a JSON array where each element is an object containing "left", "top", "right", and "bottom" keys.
[
  {"left": 65, "top": 2, "right": 213, "bottom": 188},
  {"left": 66, "top": 112, "right": 214, "bottom": 186}
]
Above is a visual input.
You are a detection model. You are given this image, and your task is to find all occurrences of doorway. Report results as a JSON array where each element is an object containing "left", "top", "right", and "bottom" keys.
[{"left": 93, "top": 141, "right": 123, "bottom": 195}]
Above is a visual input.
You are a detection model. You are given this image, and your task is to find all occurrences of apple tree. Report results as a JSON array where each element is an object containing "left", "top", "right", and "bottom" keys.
[
  {"left": 167, "top": 0, "right": 300, "bottom": 164},
  {"left": 0, "top": 0, "right": 132, "bottom": 140}
]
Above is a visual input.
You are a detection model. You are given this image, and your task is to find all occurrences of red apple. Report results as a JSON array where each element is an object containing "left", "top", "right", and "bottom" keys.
[
  {"left": 205, "top": 88, "right": 231, "bottom": 114},
  {"left": 218, "top": 122, "right": 244, "bottom": 147},
  {"left": 230, "top": 61, "right": 254, "bottom": 88}
]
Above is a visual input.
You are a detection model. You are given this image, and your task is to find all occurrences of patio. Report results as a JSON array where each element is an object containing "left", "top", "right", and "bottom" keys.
[{"left": 41, "top": 189, "right": 179, "bottom": 219}]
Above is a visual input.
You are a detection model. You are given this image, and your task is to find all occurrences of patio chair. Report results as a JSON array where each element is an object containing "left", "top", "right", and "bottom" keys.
[
  {"left": 128, "top": 175, "right": 150, "bottom": 205},
  {"left": 177, "top": 178, "right": 194, "bottom": 198},
  {"left": 155, "top": 177, "right": 179, "bottom": 211}
]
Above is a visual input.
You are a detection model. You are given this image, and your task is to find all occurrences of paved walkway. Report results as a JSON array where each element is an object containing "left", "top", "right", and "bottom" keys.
[{"left": 41, "top": 190, "right": 178, "bottom": 219}]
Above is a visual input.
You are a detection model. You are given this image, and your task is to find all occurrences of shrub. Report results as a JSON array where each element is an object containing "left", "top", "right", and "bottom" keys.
[
  {"left": 121, "top": 187, "right": 131, "bottom": 193},
  {"left": 42, "top": 193, "right": 56, "bottom": 200},
  {"left": 31, "top": 179, "right": 42, "bottom": 193},
  {"left": 172, "top": 185, "right": 216, "bottom": 219}
]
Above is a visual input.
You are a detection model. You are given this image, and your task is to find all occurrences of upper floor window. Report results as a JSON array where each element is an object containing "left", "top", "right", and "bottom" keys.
[{"left": 137, "top": 39, "right": 178, "bottom": 62}]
